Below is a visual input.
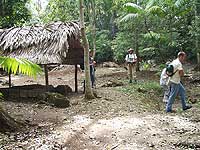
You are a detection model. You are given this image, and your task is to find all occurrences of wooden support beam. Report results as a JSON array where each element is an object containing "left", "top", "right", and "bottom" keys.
[
  {"left": 75, "top": 64, "right": 78, "bottom": 92},
  {"left": 8, "top": 72, "right": 11, "bottom": 88},
  {"left": 44, "top": 64, "right": 49, "bottom": 91}
]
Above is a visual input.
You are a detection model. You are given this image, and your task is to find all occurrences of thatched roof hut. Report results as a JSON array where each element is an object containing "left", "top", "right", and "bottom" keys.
[
  {"left": 0, "top": 21, "right": 84, "bottom": 92},
  {"left": 0, "top": 21, "right": 84, "bottom": 65}
]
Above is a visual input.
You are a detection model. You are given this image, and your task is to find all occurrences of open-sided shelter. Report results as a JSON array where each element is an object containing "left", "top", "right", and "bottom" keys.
[{"left": 0, "top": 21, "right": 84, "bottom": 92}]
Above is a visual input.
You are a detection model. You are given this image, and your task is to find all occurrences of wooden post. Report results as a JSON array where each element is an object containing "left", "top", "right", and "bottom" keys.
[
  {"left": 8, "top": 72, "right": 11, "bottom": 88},
  {"left": 44, "top": 64, "right": 49, "bottom": 91},
  {"left": 75, "top": 64, "right": 78, "bottom": 92}
]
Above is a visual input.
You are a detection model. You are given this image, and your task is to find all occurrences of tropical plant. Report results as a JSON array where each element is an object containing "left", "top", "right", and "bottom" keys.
[
  {"left": 0, "top": 56, "right": 42, "bottom": 78},
  {"left": 121, "top": 1, "right": 165, "bottom": 33},
  {"left": 93, "top": 30, "right": 113, "bottom": 63},
  {"left": 112, "top": 31, "right": 134, "bottom": 63},
  {"left": 120, "top": 0, "right": 164, "bottom": 69}
]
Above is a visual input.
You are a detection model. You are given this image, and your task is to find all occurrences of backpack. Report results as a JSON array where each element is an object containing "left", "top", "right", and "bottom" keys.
[{"left": 166, "top": 64, "right": 177, "bottom": 77}]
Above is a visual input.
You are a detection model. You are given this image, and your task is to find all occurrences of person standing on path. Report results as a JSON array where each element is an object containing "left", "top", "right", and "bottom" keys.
[
  {"left": 89, "top": 50, "right": 96, "bottom": 88},
  {"left": 125, "top": 48, "right": 137, "bottom": 83},
  {"left": 166, "top": 51, "right": 192, "bottom": 113}
]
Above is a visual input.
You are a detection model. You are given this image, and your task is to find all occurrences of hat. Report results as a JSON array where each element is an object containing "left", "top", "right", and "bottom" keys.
[
  {"left": 128, "top": 48, "right": 134, "bottom": 52},
  {"left": 177, "top": 51, "right": 186, "bottom": 57}
]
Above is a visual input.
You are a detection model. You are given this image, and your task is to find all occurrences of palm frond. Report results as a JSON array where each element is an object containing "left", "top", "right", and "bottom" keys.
[
  {"left": 143, "top": 31, "right": 162, "bottom": 41},
  {"left": 0, "top": 56, "right": 42, "bottom": 78},
  {"left": 124, "top": 3, "right": 143, "bottom": 14},
  {"left": 120, "top": 13, "right": 139, "bottom": 22},
  {"left": 140, "top": 47, "right": 157, "bottom": 57},
  {"left": 175, "top": 0, "right": 186, "bottom": 8},
  {"left": 146, "top": 0, "right": 157, "bottom": 9},
  {"left": 146, "top": 6, "right": 165, "bottom": 17}
]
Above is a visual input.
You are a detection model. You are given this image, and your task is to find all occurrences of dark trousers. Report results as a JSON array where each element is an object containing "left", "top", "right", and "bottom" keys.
[{"left": 90, "top": 65, "right": 95, "bottom": 87}]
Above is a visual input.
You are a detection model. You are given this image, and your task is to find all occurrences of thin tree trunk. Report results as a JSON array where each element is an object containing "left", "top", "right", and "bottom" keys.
[
  {"left": 135, "top": 26, "right": 140, "bottom": 71},
  {"left": 9, "top": 71, "right": 11, "bottom": 88},
  {"left": 135, "top": 0, "right": 140, "bottom": 71},
  {"left": 91, "top": 0, "right": 96, "bottom": 58},
  {"left": 75, "top": 64, "right": 78, "bottom": 92},
  {"left": 110, "top": 10, "right": 118, "bottom": 39},
  {"left": 44, "top": 64, "right": 49, "bottom": 91},
  {"left": 195, "top": 0, "right": 200, "bottom": 64},
  {"left": 79, "top": 0, "right": 95, "bottom": 99}
]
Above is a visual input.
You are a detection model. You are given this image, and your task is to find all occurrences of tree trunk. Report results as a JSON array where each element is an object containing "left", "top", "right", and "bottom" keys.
[
  {"left": 135, "top": 25, "right": 140, "bottom": 71},
  {"left": 91, "top": 0, "right": 96, "bottom": 58},
  {"left": 135, "top": 0, "right": 140, "bottom": 71},
  {"left": 79, "top": 0, "right": 95, "bottom": 99},
  {"left": 195, "top": 0, "right": 200, "bottom": 64},
  {"left": 110, "top": 10, "right": 118, "bottom": 39},
  {"left": 0, "top": 106, "right": 22, "bottom": 133}
]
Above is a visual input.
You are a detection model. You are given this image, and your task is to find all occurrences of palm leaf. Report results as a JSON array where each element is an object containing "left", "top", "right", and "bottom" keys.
[
  {"left": 146, "top": 0, "right": 157, "bottom": 9},
  {"left": 0, "top": 56, "right": 42, "bottom": 78},
  {"left": 143, "top": 31, "right": 161, "bottom": 41},
  {"left": 146, "top": 6, "right": 165, "bottom": 17},
  {"left": 140, "top": 47, "right": 157, "bottom": 57},
  {"left": 175, "top": 0, "right": 185, "bottom": 8},
  {"left": 124, "top": 3, "right": 143, "bottom": 14},
  {"left": 120, "top": 13, "right": 139, "bottom": 22}
]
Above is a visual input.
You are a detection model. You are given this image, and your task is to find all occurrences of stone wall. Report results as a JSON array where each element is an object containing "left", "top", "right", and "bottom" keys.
[{"left": 0, "top": 84, "right": 72, "bottom": 100}]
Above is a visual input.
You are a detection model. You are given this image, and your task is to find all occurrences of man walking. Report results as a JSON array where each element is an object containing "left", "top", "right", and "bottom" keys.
[{"left": 166, "top": 51, "right": 192, "bottom": 113}]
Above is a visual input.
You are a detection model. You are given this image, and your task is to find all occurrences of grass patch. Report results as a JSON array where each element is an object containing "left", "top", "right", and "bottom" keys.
[{"left": 116, "top": 80, "right": 164, "bottom": 111}]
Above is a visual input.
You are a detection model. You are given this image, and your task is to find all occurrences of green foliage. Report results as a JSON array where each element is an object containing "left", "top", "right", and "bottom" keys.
[
  {"left": 21, "top": 0, "right": 200, "bottom": 64},
  {"left": 139, "top": 47, "right": 156, "bottom": 58},
  {"left": 0, "top": 57, "right": 42, "bottom": 78},
  {"left": 42, "top": 0, "right": 79, "bottom": 23},
  {"left": 90, "top": 30, "right": 113, "bottom": 63},
  {"left": 124, "top": 3, "right": 143, "bottom": 14},
  {"left": 159, "top": 63, "right": 166, "bottom": 70},
  {"left": 117, "top": 80, "right": 162, "bottom": 110},
  {"left": 112, "top": 31, "right": 134, "bottom": 63},
  {"left": 141, "top": 61, "right": 151, "bottom": 70},
  {"left": 0, "top": 0, "right": 31, "bottom": 28},
  {"left": 120, "top": 80, "right": 162, "bottom": 95},
  {"left": 0, "top": 92, "right": 3, "bottom": 102}
]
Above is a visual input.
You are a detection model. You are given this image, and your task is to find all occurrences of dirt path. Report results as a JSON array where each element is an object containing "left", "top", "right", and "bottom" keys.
[{"left": 1, "top": 66, "right": 200, "bottom": 150}]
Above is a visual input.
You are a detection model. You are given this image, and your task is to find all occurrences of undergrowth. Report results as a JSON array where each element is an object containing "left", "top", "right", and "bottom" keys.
[{"left": 116, "top": 80, "right": 164, "bottom": 111}]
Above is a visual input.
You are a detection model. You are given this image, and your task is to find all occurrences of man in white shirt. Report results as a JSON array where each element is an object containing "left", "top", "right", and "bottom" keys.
[
  {"left": 166, "top": 51, "right": 192, "bottom": 112},
  {"left": 125, "top": 48, "right": 137, "bottom": 83}
]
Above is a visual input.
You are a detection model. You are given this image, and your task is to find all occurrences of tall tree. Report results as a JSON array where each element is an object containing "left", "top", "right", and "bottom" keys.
[
  {"left": 194, "top": 0, "right": 200, "bottom": 64},
  {"left": 79, "top": 0, "right": 95, "bottom": 99},
  {"left": 91, "top": 0, "right": 96, "bottom": 57},
  {"left": 85, "top": 0, "right": 97, "bottom": 57}
]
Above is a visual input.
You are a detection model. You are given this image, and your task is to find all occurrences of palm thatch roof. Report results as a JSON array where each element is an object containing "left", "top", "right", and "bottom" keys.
[{"left": 0, "top": 21, "right": 83, "bottom": 64}]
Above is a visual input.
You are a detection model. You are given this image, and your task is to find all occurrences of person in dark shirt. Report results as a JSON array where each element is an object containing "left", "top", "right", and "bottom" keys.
[{"left": 89, "top": 50, "right": 96, "bottom": 88}]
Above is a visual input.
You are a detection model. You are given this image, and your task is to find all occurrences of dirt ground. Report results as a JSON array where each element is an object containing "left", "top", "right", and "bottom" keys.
[{"left": 0, "top": 64, "right": 200, "bottom": 150}]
